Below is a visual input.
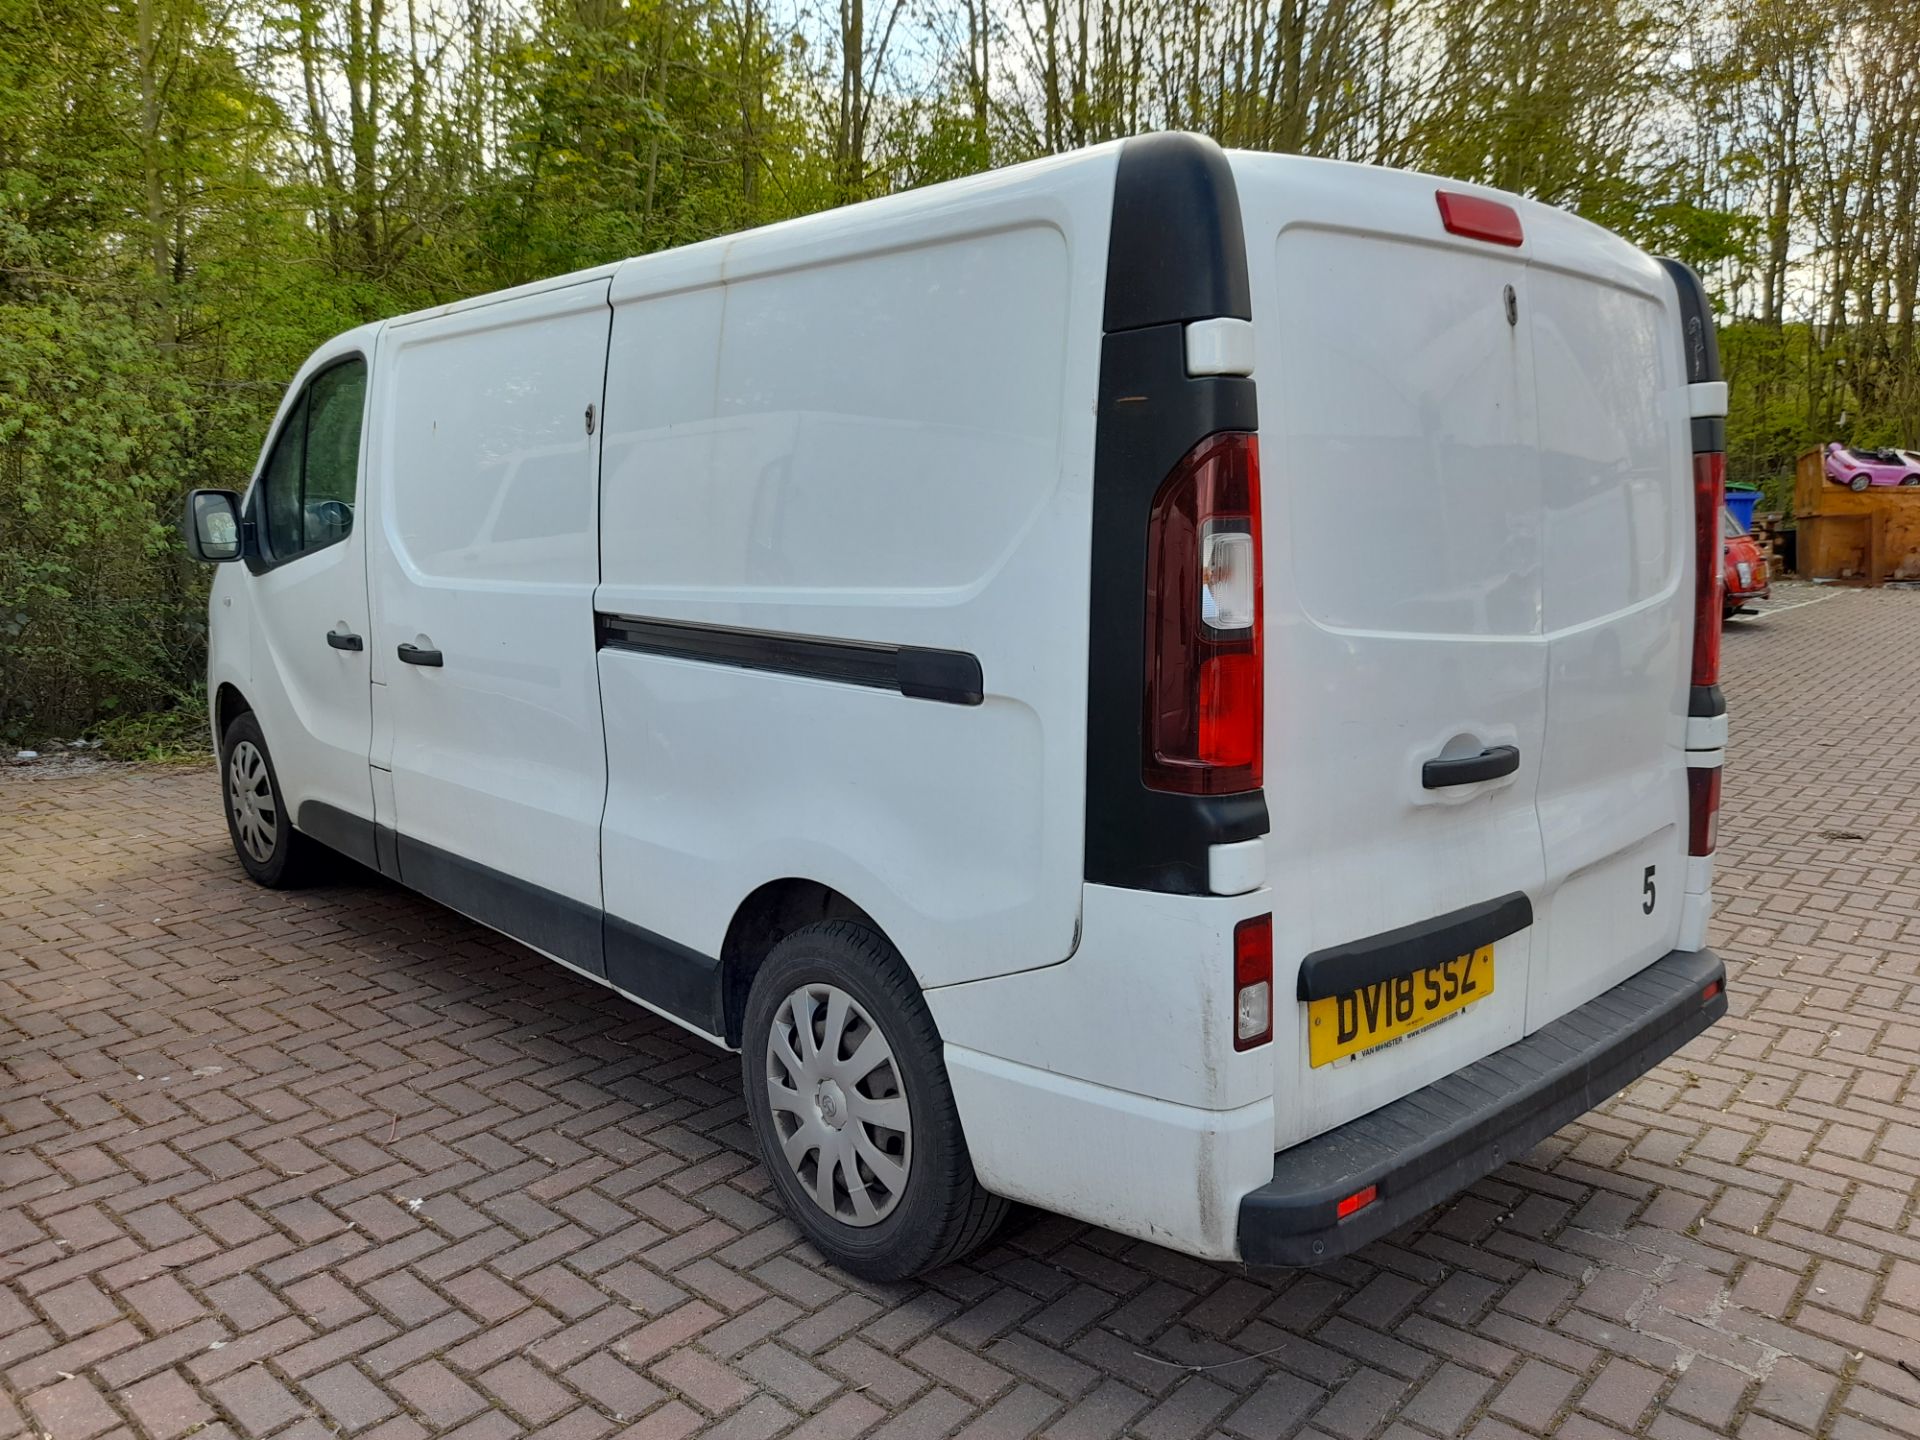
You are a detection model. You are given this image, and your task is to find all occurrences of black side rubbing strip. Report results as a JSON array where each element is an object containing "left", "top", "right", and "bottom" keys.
[
  {"left": 596, "top": 615, "right": 983, "bottom": 707},
  {"left": 1297, "top": 892, "right": 1534, "bottom": 1002},
  {"left": 287, "top": 811, "right": 728, "bottom": 1038},
  {"left": 397, "top": 833, "right": 605, "bottom": 975}
]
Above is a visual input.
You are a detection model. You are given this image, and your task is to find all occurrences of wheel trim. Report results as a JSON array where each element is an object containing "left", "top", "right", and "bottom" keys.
[
  {"left": 765, "top": 982, "right": 912, "bottom": 1227},
  {"left": 226, "top": 740, "right": 277, "bottom": 865}
]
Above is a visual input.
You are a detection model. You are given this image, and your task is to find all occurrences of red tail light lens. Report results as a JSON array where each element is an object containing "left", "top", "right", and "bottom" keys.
[
  {"left": 1144, "top": 433, "right": 1263, "bottom": 794},
  {"left": 1692, "top": 452, "right": 1725, "bottom": 688},
  {"left": 1687, "top": 766, "right": 1720, "bottom": 856},
  {"left": 1233, "top": 913, "right": 1273, "bottom": 1051}
]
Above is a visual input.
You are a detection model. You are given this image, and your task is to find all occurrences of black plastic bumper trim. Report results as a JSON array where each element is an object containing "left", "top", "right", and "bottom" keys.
[
  {"left": 1296, "top": 892, "right": 1533, "bottom": 1002},
  {"left": 1242, "top": 946, "right": 1727, "bottom": 1267},
  {"left": 605, "top": 915, "right": 725, "bottom": 1036},
  {"left": 295, "top": 800, "right": 380, "bottom": 872},
  {"left": 598, "top": 614, "right": 983, "bottom": 707}
]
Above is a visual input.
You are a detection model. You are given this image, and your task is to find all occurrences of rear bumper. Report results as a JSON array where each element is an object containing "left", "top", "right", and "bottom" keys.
[{"left": 1239, "top": 946, "right": 1727, "bottom": 1267}]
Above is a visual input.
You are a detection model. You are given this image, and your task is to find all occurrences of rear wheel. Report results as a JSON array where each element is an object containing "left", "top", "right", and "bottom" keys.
[
  {"left": 220, "top": 712, "right": 319, "bottom": 887},
  {"left": 742, "top": 921, "right": 1007, "bottom": 1279},
  {"left": 1850, "top": 474, "right": 1871, "bottom": 492}
]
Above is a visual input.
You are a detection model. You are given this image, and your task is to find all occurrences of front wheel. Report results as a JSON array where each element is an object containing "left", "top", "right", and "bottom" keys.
[
  {"left": 220, "top": 712, "right": 319, "bottom": 887},
  {"left": 742, "top": 921, "right": 1008, "bottom": 1279}
]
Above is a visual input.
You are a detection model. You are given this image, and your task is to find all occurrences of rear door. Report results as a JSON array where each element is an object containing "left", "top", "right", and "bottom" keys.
[
  {"left": 1525, "top": 224, "right": 1689, "bottom": 1020},
  {"left": 1234, "top": 157, "right": 1552, "bottom": 1145}
]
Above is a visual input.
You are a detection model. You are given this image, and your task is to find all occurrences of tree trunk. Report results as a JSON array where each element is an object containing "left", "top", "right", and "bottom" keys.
[{"left": 137, "top": 0, "right": 172, "bottom": 342}]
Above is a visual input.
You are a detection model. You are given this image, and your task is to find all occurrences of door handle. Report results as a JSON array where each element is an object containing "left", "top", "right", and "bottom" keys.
[
  {"left": 397, "top": 643, "right": 443, "bottom": 667},
  {"left": 1423, "top": 744, "right": 1520, "bottom": 789},
  {"left": 326, "top": 630, "right": 364, "bottom": 651}
]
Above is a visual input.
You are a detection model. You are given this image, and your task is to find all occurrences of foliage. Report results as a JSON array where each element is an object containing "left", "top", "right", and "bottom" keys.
[
  {"left": 93, "top": 684, "right": 212, "bottom": 763},
  {"left": 2, "top": 0, "right": 1917, "bottom": 741}
]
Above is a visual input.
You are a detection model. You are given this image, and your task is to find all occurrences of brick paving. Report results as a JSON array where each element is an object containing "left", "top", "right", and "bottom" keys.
[{"left": 4, "top": 585, "right": 1920, "bottom": 1440}]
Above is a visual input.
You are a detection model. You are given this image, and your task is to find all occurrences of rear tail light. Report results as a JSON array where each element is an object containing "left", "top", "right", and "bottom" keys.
[
  {"left": 1144, "top": 433, "right": 1263, "bottom": 794},
  {"left": 1691, "top": 452, "right": 1725, "bottom": 688},
  {"left": 1233, "top": 914, "right": 1273, "bottom": 1051},
  {"left": 1687, "top": 765, "right": 1720, "bottom": 856}
]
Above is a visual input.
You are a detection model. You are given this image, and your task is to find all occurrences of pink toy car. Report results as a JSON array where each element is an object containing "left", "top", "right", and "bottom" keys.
[{"left": 1825, "top": 442, "right": 1920, "bottom": 491}]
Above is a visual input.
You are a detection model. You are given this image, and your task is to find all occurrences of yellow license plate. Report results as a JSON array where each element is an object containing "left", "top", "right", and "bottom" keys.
[{"left": 1307, "top": 945, "right": 1494, "bottom": 1067}]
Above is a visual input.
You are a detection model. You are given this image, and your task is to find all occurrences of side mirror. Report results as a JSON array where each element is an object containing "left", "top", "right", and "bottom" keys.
[{"left": 184, "top": 489, "right": 244, "bottom": 563}]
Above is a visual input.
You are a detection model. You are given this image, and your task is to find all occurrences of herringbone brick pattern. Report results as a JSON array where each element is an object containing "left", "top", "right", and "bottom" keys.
[{"left": 4, "top": 585, "right": 1918, "bottom": 1440}]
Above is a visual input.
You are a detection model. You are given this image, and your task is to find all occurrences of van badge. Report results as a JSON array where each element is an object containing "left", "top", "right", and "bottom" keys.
[{"left": 1504, "top": 285, "right": 1518, "bottom": 327}]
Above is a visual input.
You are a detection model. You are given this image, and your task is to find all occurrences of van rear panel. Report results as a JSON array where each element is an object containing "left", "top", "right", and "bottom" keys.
[{"left": 1232, "top": 153, "right": 1699, "bottom": 1153}]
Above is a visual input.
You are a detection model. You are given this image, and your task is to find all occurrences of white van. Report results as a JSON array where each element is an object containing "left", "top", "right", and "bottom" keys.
[{"left": 185, "top": 134, "right": 1729, "bottom": 1279}]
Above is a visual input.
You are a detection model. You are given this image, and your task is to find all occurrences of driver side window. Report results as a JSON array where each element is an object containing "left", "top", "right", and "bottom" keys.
[{"left": 256, "top": 357, "right": 367, "bottom": 565}]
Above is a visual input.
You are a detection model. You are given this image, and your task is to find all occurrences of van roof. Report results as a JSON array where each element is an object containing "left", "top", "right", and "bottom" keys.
[{"left": 374, "top": 137, "right": 1647, "bottom": 332}]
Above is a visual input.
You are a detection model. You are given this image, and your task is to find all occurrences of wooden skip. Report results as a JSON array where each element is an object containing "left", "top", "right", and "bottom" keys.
[{"left": 1793, "top": 449, "right": 1920, "bottom": 584}]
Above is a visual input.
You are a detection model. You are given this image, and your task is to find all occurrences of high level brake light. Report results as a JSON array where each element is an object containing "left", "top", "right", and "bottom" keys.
[
  {"left": 1436, "top": 191, "right": 1524, "bottom": 247},
  {"left": 1143, "top": 433, "right": 1263, "bottom": 795}
]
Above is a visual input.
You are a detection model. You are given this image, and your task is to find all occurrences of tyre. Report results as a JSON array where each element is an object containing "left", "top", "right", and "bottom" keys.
[
  {"left": 219, "top": 711, "right": 319, "bottom": 887},
  {"left": 742, "top": 921, "right": 1008, "bottom": 1279},
  {"left": 1903, "top": 475, "right": 1920, "bottom": 487},
  {"left": 1850, "top": 474, "right": 1870, "bottom": 492}
]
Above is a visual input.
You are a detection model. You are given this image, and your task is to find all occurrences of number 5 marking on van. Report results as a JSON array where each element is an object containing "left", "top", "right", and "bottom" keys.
[{"left": 1642, "top": 865, "right": 1657, "bottom": 914}]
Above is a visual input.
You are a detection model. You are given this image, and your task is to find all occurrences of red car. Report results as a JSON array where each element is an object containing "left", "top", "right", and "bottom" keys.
[{"left": 1723, "top": 507, "right": 1769, "bottom": 616}]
